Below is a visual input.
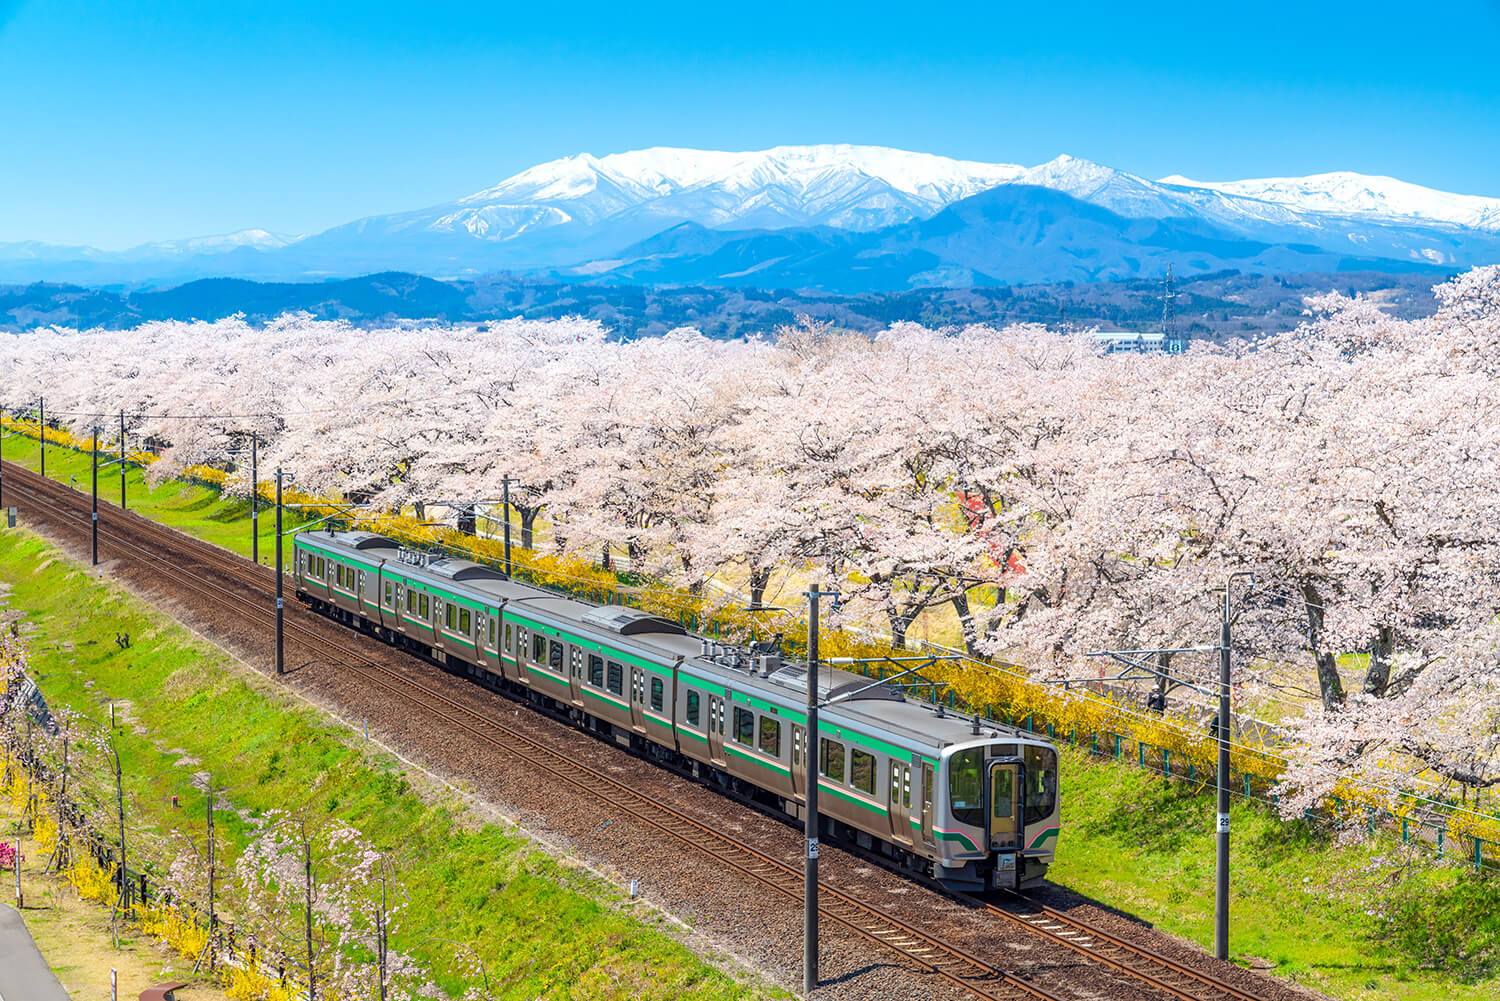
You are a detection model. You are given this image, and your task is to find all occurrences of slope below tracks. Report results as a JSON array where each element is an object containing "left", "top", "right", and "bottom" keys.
[{"left": 0, "top": 460, "right": 1318, "bottom": 1001}]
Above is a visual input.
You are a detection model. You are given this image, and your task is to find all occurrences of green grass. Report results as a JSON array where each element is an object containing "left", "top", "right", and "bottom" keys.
[
  {"left": 0, "top": 527, "right": 783, "bottom": 1001},
  {"left": 2, "top": 434, "right": 295, "bottom": 563},
  {"left": 1050, "top": 746, "right": 1500, "bottom": 1001}
]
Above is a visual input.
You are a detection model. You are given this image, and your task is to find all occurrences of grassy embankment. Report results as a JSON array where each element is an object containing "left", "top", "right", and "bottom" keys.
[
  {"left": 1052, "top": 748, "right": 1500, "bottom": 1001},
  {"left": 0, "top": 526, "right": 783, "bottom": 1001}
]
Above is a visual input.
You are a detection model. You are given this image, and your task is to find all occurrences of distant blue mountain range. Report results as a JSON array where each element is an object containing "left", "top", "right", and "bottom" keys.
[{"left": 2, "top": 145, "right": 1495, "bottom": 290}]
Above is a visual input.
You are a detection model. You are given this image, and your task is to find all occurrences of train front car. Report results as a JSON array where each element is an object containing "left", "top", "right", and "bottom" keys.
[{"left": 936, "top": 732, "right": 1059, "bottom": 892}]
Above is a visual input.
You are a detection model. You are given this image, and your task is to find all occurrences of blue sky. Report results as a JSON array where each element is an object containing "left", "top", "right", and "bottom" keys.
[{"left": 4, "top": 0, "right": 1499, "bottom": 249}]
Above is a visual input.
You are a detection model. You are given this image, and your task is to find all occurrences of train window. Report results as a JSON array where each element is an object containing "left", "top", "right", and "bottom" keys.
[
  {"left": 532, "top": 633, "right": 547, "bottom": 663},
  {"left": 732, "top": 707, "right": 754, "bottom": 746},
  {"left": 890, "top": 767, "right": 900, "bottom": 806},
  {"left": 1024, "top": 745, "right": 1059, "bottom": 825},
  {"left": 504, "top": 623, "right": 512, "bottom": 650},
  {"left": 460, "top": 608, "right": 472, "bottom": 634},
  {"left": 588, "top": 655, "right": 604, "bottom": 687},
  {"left": 792, "top": 728, "right": 802, "bottom": 768},
  {"left": 384, "top": 581, "right": 393, "bottom": 605},
  {"left": 548, "top": 640, "right": 564, "bottom": 672},
  {"left": 819, "top": 739, "right": 846, "bottom": 783},
  {"left": 758, "top": 716, "right": 780, "bottom": 756},
  {"left": 489, "top": 618, "right": 496, "bottom": 645},
  {"left": 904, "top": 767, "right": 912, "bottom": 808},
  {"left": 606, "top": 661, "right": 623, "bottom": 695},
  {"left": 686, "top": 690, "right": 700, "bottom": 726},
  {"left": 406, "top": 589, "right": 415, "bottom": 613},
  {"left": 650, "top": 677, "right": 664, "bottom": 712},
  {"left": 419, "top": 594, "right": 430, "bottom": 619},
  {"left": 851, "top": 749, "right": 876, "bottom": 796},
  {"left": 948, "top": 749, "right": 984, "bottom": 827},
  {"left": 317, "top": 557, "right": 326, "bottom": 578},
  {"left": 445, "top": 603, "right": 456, "bottom": 630}
]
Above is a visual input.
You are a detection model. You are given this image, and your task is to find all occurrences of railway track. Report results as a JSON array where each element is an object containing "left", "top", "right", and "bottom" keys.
[{"left": 3, "top": 459, "right": 1282, "bottom": 1001}]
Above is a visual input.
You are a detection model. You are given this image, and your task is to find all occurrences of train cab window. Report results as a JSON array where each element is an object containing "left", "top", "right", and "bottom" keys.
[
  {"left": 606, "top": 661, "right": 623, "bottom": 695},
  {"left": 548, "top": 640, "right": 564, "bottom": 672},
  {"left": 460, "top": 608, "right": 472, "bottom": 634},
  {"left": 758, "top": 716, "right": 780, "bottom": 756},
  {"left": 419, "top": 594, "right": 430, "bottom": 619},
  {"left": 949, "top": 749, "right": 984, "bottom": 827},
  {"left": 819, "top": 739, "right": 846, "bottom": 783},
  {"left": 588, "top": 655, "right": 604, "bottom": 687},
  {"left": 650, "top": 677, "right": 664, "bottom": 712},
  {"left": 851, "top": 749, "right": 876, "bottom": 796},
  {"left": 732, "top": 707, "right": 754, "bottom": 746},
  {"left": 531, "top": 633, "right": 547, "bottom": 664},
  {"left": 686, "top": 690, "right": 700, "bottom": 726},
  {"left": 1024, "top": 745, "right": 1059, "bottom": 825}
]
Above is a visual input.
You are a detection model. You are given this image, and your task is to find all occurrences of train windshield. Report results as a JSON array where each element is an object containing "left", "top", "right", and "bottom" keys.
[
  {"left": 948, "top": 749, "right": 984, "bottom": 826},
  {"left": 1023, "top": 745, "right": 1058, "bottom": 825}
]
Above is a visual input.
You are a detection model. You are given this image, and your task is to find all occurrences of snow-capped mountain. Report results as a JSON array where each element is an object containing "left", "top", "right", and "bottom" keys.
[
  {"left": 3, "top": 144, "right": 1498, "bottom": 286},
  {"left": 1159, "top": 171, "right": 1500, "bottom": 233}
]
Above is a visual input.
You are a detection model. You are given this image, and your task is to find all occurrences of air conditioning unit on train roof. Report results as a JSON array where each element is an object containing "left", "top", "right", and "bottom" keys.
[{"left": 580, "top": 607, "right": 687, "bottom": 637}]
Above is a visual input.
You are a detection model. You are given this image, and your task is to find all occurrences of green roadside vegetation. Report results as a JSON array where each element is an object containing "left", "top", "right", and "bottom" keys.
[
  {"left": 1050, "top": 747, "right": 1500, "bottom": 1001},
  {"left": 0, "top": 526, "right": 784, "bottom": 1001}
]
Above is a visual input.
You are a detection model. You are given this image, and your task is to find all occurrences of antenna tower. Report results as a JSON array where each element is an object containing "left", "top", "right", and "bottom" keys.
[{"left": 1161, "top": 264, "right": 1180, "bottom": 351}]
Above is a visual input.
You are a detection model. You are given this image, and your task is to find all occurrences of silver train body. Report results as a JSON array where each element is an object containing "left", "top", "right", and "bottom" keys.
[{"left": 294, "top": 530, "right": 1060, "bottom": 891}]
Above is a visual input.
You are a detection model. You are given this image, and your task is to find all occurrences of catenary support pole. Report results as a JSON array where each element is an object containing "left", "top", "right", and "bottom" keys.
[
  {"left": 1, "top": 405, "right": 6, "bottom": 509},
  {"left": 251, "top": 432, "right": 259, "bottom": 563},
  {"left": 502, "top": 476, "right": 513, "bottom": 578},
  {"left": 38, "top": 397, "right": 44, "bottom": 477},
  {"left": 804, "top": 584, "right": 824, "bottom": 995},
  {"left": 1215, "top": 574, "right": 1250, "bottom": 961},
  {"left": 91, "top": 427, "right": 99, "bottom": 565},
  {"left": 119, "top": 410, "right": 126, "bottom": 509},
  {"left": 275, "top": 469, "right": 285, "bottom": 676}
]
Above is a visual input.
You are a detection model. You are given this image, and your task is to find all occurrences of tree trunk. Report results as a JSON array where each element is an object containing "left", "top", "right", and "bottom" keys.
[
  {"left": 1301, "top": 581, "right": 1345, "bottom": 710},
  {"left": 303, "top": 823, "right": 315, "bottom": 1001},
  {"left": 1363, "top": 624, "right": 1395, "bottom": 696},
  {"left": 951, "top": 589, "right": 985, "bottom": 659},
  {"left": 413, "top": 500, "right": 425, "bottom": 522},
  {"left": 518, "top": 506, "right": 539, "bottom": 549},
  {"left": 749, "top": 566, "right": 772, "bottom": 609}
]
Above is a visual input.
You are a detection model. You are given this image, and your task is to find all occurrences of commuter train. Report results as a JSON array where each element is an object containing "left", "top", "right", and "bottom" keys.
[{"left": 293, "top": 529, "right": 1060, "bottom": 891}]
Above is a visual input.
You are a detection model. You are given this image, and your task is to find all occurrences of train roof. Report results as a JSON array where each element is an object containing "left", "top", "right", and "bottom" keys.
[{"left": 296, "top": 530, "right": 1047, "bottom": 755}]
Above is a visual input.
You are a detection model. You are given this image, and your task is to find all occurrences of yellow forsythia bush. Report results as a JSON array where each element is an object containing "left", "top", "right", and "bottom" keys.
[{"left": 66, "top": 850, "right": 117, "bottom": 904}]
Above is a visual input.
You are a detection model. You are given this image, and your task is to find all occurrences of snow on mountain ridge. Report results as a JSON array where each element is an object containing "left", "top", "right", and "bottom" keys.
[{"left": 1159, "top": 170, "right": 1500, "bottom": 232}]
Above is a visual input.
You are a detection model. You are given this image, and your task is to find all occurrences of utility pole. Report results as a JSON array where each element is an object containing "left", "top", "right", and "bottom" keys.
[
  {"left": 206, "top": 786, "right": 217, "bottom": 972},
  {"left": 1216, "top": 571, "right": 1252, "bottom": 961},
  {"left": 91, "top": 427, "right": 99, "bottom": 566},
  {"left": 250, "top": 432, "right": 259, "bottom": 564},
  {"left": 38, "top": 397, "right": 44, "bottom": 477},
  {"left": 275, "top": 468, "right": 285, "bottom": 676},
  {"left": 1, "top": 405, "right": 6, "bottom": 509},
  {"left": 804, "top": 584, "right": 827, "bottom": 995},
  {"left": 501, "top": 476, "right": 513, "bottom": 577},
  {"left": 119, "top": 410, "right": 126, "bottom": 509}
]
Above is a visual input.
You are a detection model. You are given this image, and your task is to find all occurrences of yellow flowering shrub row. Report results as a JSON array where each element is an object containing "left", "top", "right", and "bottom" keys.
[
  {"left": 138, "top": 902, "right": 210, "bottom": 961},
  {"left": 223, "top": 966, "right": 299, "bottom": 1001}
]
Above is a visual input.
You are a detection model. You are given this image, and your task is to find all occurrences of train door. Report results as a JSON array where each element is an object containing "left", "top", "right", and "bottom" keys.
[
  {"left": 568, "top": 647, "right": 585, "bottom": 707},
  {"left": 890, "top": 761, "right": 913, "bottom": 845},
  {"left": 707, "top": 694, "right": 727, "bottom": 766},
  {"left": 356, "top": 570, "right": 368, "bottom": 620},
  {"left": 790, "top": 725, "right": 807, "bottom": 801},
  {"left": 629, "top": 667, "right": 647, "bottom": 732},
  {"left": 920, "top": 762, "right": 936, "bottom": 846},
  {"left": 989, "top": 759, "right": 1025, "bottom": 889}
]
